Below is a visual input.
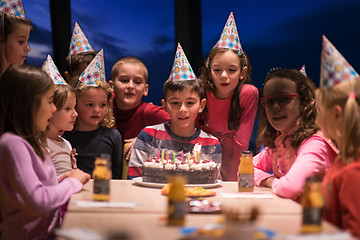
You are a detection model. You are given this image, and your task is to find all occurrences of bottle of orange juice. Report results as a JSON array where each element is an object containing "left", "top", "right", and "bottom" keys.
[
  {"left": 301, "top": 175, "right": 324, "bottom": 234},
  {"left": 238, "top": 151, "right": 254, "bottom": 192},
  {"left": 93, "top": 154, "right": 112, "bottom": 201},
  {"left": 167, "top": 174, "right": 186, "bottom": 226}
]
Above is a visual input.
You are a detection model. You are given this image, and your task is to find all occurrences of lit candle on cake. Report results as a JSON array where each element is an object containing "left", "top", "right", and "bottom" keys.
[{"left": 161, "top": 150, "right": 164, "bottom": 164}]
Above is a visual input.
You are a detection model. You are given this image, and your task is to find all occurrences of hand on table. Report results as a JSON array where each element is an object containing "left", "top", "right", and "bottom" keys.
[
  {"left": 263, "top": 176, "right": 275, "bottom": 188},
  {"left": 124, "top": 138, "right": 136, "bottom": 161},
  {"left": 59, "top": 169, "right": 90, "bottom": 185}
]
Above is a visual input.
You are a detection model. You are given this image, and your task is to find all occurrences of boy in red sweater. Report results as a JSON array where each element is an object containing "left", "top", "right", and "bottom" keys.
[{"left": 109, "top": 57, "right": 170, "bottom": 167}]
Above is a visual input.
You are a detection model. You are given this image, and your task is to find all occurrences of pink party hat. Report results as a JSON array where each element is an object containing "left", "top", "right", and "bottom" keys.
[
  {"left": 320, "top": 35, "right": 358, "bottom": 88},
  {"left": 69, "top": 22, "right": 94, "bottom": 55},
  {"left": 300, "top": 65, "right": 307, "bottom": 76},
  {"left": 42, "top": 55, "right": 67, "bottom": 85},
  {"left": 214, "top": 12, "right": 243, "bottom": 54},
  {"left": 78, "top": 48, "right": 106, "bottom": 86},
  {"left": 0, "top": 0, "right": 25, "bottom": 17},
  {"left": 168, "top": 43, "right": 197, "bottom": 81}
]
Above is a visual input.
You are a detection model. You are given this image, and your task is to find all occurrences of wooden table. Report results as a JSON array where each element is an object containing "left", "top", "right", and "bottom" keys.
[
  {"left": 59, "top": 180, "right": 340, "bottom": 240},
  {"left": 67, "top": 180, "right": 302, "bottom": 215}
]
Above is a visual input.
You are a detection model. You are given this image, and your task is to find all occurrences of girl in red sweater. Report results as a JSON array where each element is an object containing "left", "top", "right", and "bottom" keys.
[{"left": 316, "top": 77, "right": 360, "bottom": 237}]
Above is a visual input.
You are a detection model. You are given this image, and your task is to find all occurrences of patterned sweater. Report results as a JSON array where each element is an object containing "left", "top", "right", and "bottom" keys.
[{"left": 128, "top": 123, "right": 222, "bottom": 179}]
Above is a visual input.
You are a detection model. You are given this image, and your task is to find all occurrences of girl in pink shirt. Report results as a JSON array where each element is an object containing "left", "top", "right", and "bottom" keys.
[
  {"left": 0, "top": 65, "right": 90, "bottom": 240},
  {"left": 316, "top": 77, "right": 360, "bottom": 237},
  {"left": 254, "top": 68, "right": 338, "bottom": 200},
  {"left": 198, "top": 12, "right": 258, "bottom": 181}
]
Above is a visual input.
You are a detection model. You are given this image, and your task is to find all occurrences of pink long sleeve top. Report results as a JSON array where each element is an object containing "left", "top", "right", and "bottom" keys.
[
  {"left": 0, "top": 132, "right": 83, "bottom": 240},
  {"left": 253, "top": 130, "right": 339, "bottom": 199},
  {"left": 198, "top": 84, "right": 258, "bottom": 181}
]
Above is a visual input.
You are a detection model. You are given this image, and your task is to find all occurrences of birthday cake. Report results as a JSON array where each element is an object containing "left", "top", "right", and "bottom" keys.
[
  {"left": 142, "top": 144, "right": 218, "bottom": 184},
  {"left": 142, "top": 157, "right": 218, "bottom": 184}
]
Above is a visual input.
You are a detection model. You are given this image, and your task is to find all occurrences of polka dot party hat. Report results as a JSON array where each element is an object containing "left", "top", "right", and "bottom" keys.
[
  {"left": 0, "top": 0, "right": 25, "bottom": 17},
  {"left": 69, "top": 21, "right": 94, "bottom": 55},
  {"left": 168, "top": 43, "right": 197, "bottom": 81},
  {"left": 78, "top": 48, "right": 106, "bottom": 86},
  {"left": 320, "top": 35, "right": 358, "bottom": 88},
  {"left": 214, "top": 12, "right": 243, "bottom": 55},
  {"left": 42, "top": 55, "right": 67, "bottom": 85}
]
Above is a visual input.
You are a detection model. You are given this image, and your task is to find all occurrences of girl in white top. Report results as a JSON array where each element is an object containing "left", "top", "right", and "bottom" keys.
[{"left": 46, "top": 84, "right": 78, "bottom": 175}]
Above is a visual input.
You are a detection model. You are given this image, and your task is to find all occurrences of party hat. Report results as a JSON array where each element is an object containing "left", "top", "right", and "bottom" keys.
[
  {"left": 214, "top": 12, "right": 243, "bottom": 54},
  {"left": 300, "top": 65, "right": 307, "bottom": 76},
  {"left": 69, "top": 22, "right": 94, "bottom": 55},
  {"left": 0, "top": 0, "right": 25, "bottom": 17},
  {"left": 42, "top": 55, "right": 67, "bottom": 85},
  {"left": 168, "top": 43, "right": 196, "bottom": 81},
  {"left": 78, "top": 48, "right": 106, "bottom": 86},
  {"left": 320, "top": 35, "right": 358, "bottom": 88}
]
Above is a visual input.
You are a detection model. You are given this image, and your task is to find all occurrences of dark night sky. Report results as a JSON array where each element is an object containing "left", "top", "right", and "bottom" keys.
[
  {"left": 26, "top": 0, "right": 360, "bottom": 105},
  {"left": 24, "top": 0, "right": 360, "bottom": 151}
]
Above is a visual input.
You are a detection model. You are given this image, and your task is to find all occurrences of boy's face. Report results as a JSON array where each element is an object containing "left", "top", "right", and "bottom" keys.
[
  {"left": 161, "top": 88, "right": 206, "bottom": 137},
  {"left": 112, "top": 63, "right": 149, "bottom": 110}
]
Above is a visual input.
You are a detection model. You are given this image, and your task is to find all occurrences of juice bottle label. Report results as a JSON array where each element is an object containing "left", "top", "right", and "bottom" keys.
[
  {"left": 238, "top": 173, "right": 254, "bottom": 188},
  {"left": 168, "top": 200, "right": 186, "bottom": 219},
  {"left": 93, "top": 179, "right": 110, "bottom": 195},
  {"left": 302, "top": 207, "right": 322, "bottom": 225}
]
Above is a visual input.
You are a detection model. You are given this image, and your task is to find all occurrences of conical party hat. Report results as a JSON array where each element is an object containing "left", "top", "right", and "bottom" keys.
[
  {"left": 214, "top": 12, "right": 243, "bottom": 54},
  {"left": 320, "top": 35, "right": 358, "bottom": 88},
  {"left": 69, "top": 22, "right": 94, "bottom": 55},
  {"left": 42, "top": 55, "right": 67, "bottom": 85},
  {"left": 168, "top": 43, "right": 196, "bottom": 81},
  {"left": 78, "top": 48, "right": 105, "bottom": 86},
  {"left": 300, "top": 65, "right": 307, "bottom": 76},
  {"left": 0, "top": 0, "right": 25, "bottom": 17}
]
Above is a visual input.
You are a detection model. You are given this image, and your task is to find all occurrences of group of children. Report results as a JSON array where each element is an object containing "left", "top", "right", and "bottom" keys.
[{"left": 0, "top": 0, "right": 359, "bottom": 238}]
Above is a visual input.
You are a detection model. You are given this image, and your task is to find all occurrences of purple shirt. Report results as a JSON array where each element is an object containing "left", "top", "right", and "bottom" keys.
[{"left": 0, "top": 132, "right": 83, "bottom": 239}]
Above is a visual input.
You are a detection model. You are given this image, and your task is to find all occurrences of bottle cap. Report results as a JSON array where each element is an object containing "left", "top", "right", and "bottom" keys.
[{"left": 241, "top": 150, "right": 253, "bottom": 156}]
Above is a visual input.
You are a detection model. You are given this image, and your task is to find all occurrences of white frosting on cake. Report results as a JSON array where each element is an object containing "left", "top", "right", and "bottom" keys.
[
  {"left": 178, "top": 163, "right": 190, "bottom": 170},
  {"left": 144, "top": 155, "right": 217, "bottom": 171},
  {"left": 164, "top": 162, "right": 175, "bottom": 170}
]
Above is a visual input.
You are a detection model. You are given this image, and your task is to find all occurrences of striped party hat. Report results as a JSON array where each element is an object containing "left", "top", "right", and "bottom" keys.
[{"left": 300, "top": 65, "right": 307, "bottom": 76}]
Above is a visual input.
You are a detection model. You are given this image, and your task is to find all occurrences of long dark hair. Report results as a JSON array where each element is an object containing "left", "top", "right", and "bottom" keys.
[
  {"left": 0, "top": 12, "right": 32, "bottom": 75},
  {"left": 199, "top": 48, "right": 251, "bottom": 130},
  {"left": 257, "top": 68, "right": 318, "bottom": 149},
  {"left": 0, "top": 65, "right": 54, "bottom": 161}
]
